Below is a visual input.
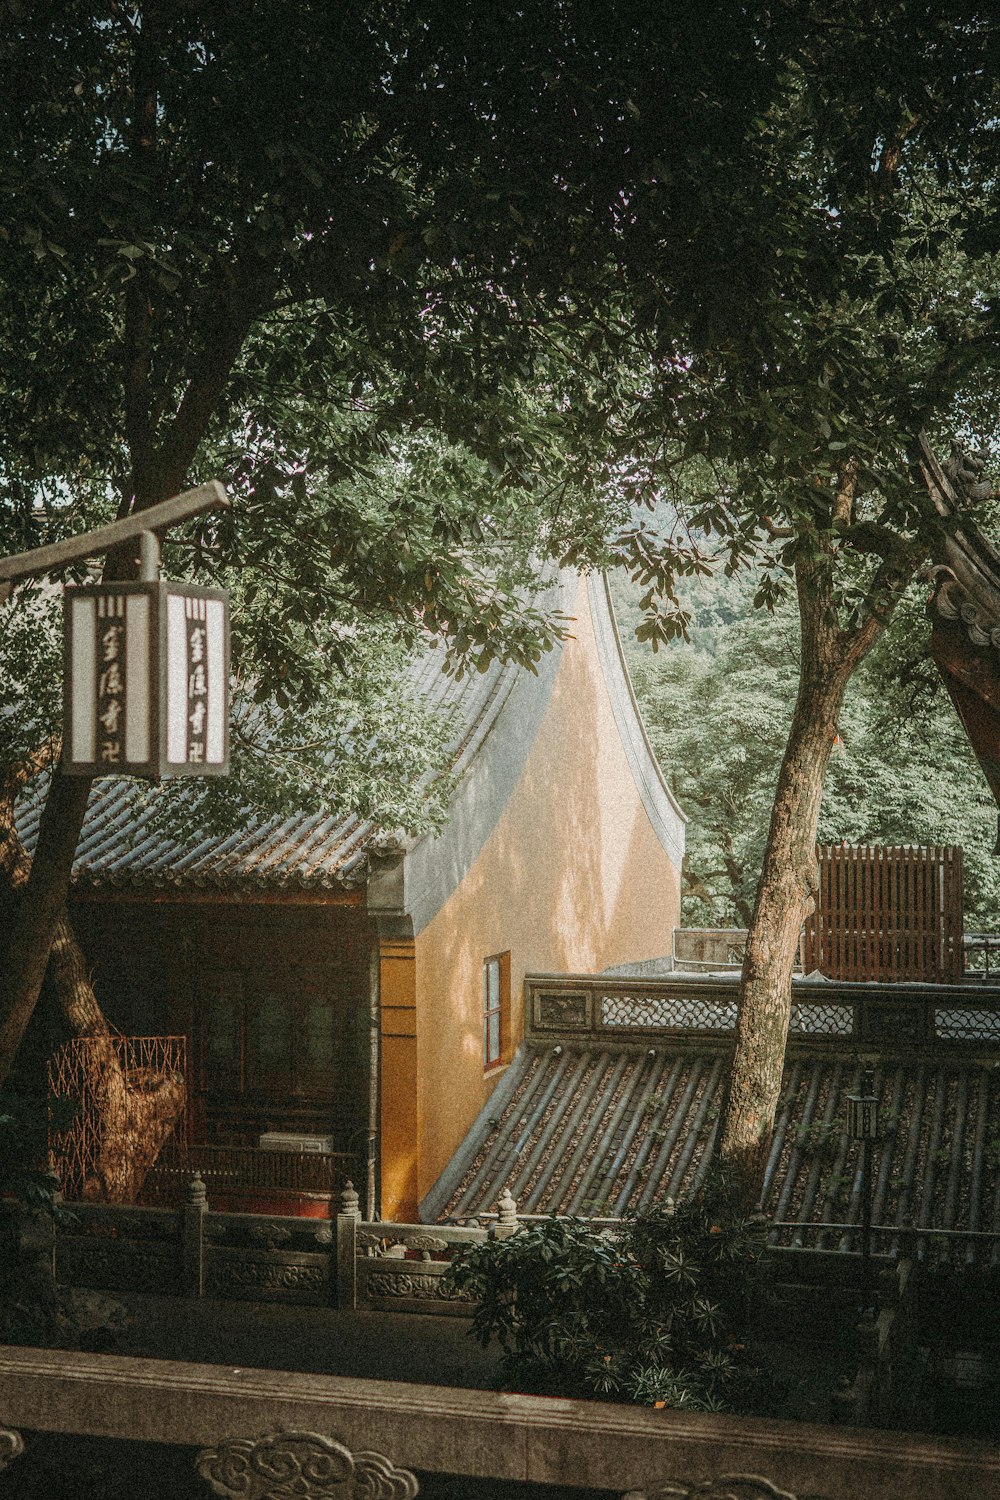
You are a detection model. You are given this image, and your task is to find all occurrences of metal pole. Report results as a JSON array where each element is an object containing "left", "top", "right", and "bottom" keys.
[
  {"left": 861, "top": 1134, "right": 873, "bottom": 1308},
  {"left": 0, "top": 480, "right": 228, "bottom": 601},
  {"left": 138, "top": 530, "right": 161, "bottom": 583}
]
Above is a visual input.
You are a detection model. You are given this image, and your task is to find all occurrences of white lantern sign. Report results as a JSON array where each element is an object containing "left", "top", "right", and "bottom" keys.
[{"left": 63, "top": 580, "right": 229, "bottom": 778}]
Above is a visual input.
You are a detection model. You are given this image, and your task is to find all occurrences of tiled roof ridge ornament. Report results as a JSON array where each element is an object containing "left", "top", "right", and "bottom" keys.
[
  {"left": 369, "top": 827, "right": 406, "bottom": 858},
  {"left": 496, "top": 1186, "right": 518, "bottom": 1234},
  {"left": 942, "top": 437, "right": 999, "bottom": 506},
  {"left": 929, "top": 567, "right": 1000, "bottom": 648}
]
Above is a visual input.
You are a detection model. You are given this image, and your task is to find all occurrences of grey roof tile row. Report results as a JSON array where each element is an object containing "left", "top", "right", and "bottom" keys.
[
  {"left": 438, "top": 1042, "right": 1000, "bottom": 1264},
  {"left": 15, "top": 651, "right": 518, "bottom": 892}
]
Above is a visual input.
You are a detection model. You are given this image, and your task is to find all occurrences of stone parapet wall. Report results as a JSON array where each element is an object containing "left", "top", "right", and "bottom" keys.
[{"left": 1, "top": 1346, "right": 998, "bottom": 1498}]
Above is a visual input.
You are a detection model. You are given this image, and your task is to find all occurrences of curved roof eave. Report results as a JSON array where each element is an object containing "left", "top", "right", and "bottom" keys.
[
  {"left": 586, "top": 571, "right": 687, "bottom": 869},
  {"left": 371, "top": 570, "right": 579, "bottom": 934}
]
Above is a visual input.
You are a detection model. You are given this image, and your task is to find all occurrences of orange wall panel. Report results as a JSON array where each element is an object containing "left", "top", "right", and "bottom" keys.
[
  {"left": 413, "top": 578, "right": 681, "bottom": 1201},
  {"left": 379, "top": 938, "right": 419, "bottom": 1221}
]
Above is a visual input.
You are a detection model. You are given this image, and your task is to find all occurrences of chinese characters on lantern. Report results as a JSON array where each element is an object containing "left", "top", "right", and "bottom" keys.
[
  {"left": 96, "top": 599, "right": 127, "bottom": 765},
  {"left": 186, "top": 610, "right": 208, "bottom": 764}
]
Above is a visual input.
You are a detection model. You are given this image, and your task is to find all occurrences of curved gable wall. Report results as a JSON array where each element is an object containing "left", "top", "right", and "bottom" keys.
[{"left": 402, "top": 574, "right": 685, "bottom": 1209}]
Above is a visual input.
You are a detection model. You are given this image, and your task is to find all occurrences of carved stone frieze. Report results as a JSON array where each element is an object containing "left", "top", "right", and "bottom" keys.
[
  {"left": 400, "top": 1234, "right": 451, "bottom": 1261},
  {"left": 195, "top": 1429, "right": 418, "bottom": 1499},
  {"left": 399, "top": 1235, "right": 450, "bottom": 1254},
  {"left": 207, "top": 1258, "right": 328, "bottom": 1298},
  {"left": 60, "top": 1240, "right": 177, "bottom": 1291},
  {"left": 0, "top": 1428, "right": 24, "bottom": 1473},
  {"left": 622, "top": 1477, "right": 827, "bottom": 1500},
  {"left": 534, "top": 990, "right": 590, "bottom": 1029},
  {"left": 249, "top": 1225, "right": 293, "bottom": 1249},
  {"left": 311, "top": 1225, "right": 333, "bottom": 1247},
  {"left": 366, "top": 1271, "right": 470, "bottom": 1301}
]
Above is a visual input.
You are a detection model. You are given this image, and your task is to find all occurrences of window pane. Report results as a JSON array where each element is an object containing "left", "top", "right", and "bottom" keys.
[
  {"left": 248, "top": 992, "right": 292, "bottom": 1088},
  {"left": 301, "top": 999, "right": 336, "bottom": 1071},
  {"left": 483, "top": 956, "right": 502, "bottom": 1065},
  {"left": 205, "top": 991, "right": 240, "bottom": 1085}
]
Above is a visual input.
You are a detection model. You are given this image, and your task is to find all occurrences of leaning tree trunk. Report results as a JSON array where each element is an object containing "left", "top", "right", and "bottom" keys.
[
  {"left": 47, "top": 921, "right": 186, "bottom": 1203},
  {"left": 717, "top": 512, "right": 915, "bottom": 1211},
  {"left": 717, "top": 646, "right": 852, "bottom": 1205},
  {"left": 0, "top": 790, "right": 185, "bottom": 1203}
]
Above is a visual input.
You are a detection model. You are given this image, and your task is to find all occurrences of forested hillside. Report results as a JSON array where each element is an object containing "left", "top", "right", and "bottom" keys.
[{"left": 616, "top": 571, "right": 1000, "bottom": 931}]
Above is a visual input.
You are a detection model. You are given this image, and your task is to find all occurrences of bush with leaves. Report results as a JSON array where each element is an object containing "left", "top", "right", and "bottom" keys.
[{"left": 444, "top": 1178, "right": 765, "bottom": 1410}]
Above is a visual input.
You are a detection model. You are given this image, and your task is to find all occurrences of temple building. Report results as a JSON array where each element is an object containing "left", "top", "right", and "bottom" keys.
[{"left": 19, "top": 572, "right": 685, "bottom": 1221}]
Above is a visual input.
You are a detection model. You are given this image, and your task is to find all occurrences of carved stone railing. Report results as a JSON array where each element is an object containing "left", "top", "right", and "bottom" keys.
[
  {"left": 57, "top": 1174, "right": 336, "bottom": 1306},
  {"left": 54, "top": 1178, "right": 515, "bottom": 1315},
  {"left": 337, "top": 1182, "right": 518, "bottom": 1314},
  {"left": 525, "top": 973, "right": 1000, "bottom": 1049},
  {"left": 1, "top": 1346, "right": 998, "bottom": 1498}
]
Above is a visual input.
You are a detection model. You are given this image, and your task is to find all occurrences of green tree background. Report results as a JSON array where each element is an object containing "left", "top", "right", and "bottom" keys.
[{"left": 617, "top": 569, "right": 1000, "bottom": 933}]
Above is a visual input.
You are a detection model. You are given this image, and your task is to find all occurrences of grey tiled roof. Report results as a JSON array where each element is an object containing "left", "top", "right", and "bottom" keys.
[
  {"left": 432, "top": 1041, "right": 1000, "bottom": 1261},
  {"left": 16, "top": 650, "right": 518, "bottom": 893}
]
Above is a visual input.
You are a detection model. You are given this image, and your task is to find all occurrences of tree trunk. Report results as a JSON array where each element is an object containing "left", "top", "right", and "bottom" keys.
[
  {"left": 1, "top": 794, "right": 185, "bottom": 1203},
  {"left": 717, "top": 522, "right": 906, "bottom": 1210},
  {"left": 717, "top": 648, "right": 851, "bottom": 1204},
  {"left": 0, "top": 774, "right": 92, "bottom": 1083}
]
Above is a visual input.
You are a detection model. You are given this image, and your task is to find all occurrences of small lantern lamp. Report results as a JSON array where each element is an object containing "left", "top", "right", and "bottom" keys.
[
  {"left": 846, "top": 1068, "right": 880, "bottom": 1141},
  {"left": 63, "top": 540, "right": 229, "bottom": 780}
]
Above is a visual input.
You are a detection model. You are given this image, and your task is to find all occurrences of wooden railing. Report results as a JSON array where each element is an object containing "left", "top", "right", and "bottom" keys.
[
  {"left": 138, "top": 1142, "right": 356, "bottom": 1211},
  {"left": 802, "top": 843, "right": 964, "bottom": 983},
  {"left": 963, "top": 932, "right": 1000, "bottom": 980},
  {"left": 770, "top": 1221, "right": 1000, "bottom": 1269}
]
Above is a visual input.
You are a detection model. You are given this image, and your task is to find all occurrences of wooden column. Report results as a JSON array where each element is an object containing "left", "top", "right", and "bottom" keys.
[{"left": 378, "top": 937, "right": 418, "bottom": 1222}]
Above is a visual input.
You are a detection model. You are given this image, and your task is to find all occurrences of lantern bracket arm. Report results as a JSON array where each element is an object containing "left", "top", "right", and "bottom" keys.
[{"left": 0, "top": 481, "right": 229, "bottom": 599}]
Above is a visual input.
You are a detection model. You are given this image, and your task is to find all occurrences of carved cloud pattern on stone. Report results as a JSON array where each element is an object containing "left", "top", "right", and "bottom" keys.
[{"left": 196, "top": 1430, "right": 419, "bottom": 1500}]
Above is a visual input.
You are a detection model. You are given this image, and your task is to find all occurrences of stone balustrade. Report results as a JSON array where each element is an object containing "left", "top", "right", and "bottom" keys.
[{"left": 1, "top": 1345, "right": 998, "bottom": 1498}]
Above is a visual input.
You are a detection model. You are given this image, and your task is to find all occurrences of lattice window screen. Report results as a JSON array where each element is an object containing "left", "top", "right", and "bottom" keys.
[
  {"left": 935, "top": 1009, "right": 1000, "bottom": 1041},
  {"left": 600, "top": 994, "right": 737, "bottom": 1030},
  {"left": 789, "top": 1004, "right": 854, "bottom": 1036}
]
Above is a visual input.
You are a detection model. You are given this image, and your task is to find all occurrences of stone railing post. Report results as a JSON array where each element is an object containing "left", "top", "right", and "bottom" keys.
[
  {"left": 336, "top": 1180, "right": 361, "bottom": 1309},
  {"left": 182, "top": 1173, "right": 207, "bottom": 1298},
  {"left": 493, "top": 1187, "right": 518, "bottom": 1239}
]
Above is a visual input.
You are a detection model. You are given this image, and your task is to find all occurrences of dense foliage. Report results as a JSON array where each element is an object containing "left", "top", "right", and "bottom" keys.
[
  {"left": 445, "top": 1183, "right": 765, "bottom": 1411},
  {"left": 622, "top": 572, "right": 1000, "bottom": 931}
]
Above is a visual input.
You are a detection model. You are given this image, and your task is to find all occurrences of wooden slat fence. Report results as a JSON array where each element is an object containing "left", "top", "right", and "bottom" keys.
[{"left": 802, "top": 844, "right": 963, "bottom": 983}]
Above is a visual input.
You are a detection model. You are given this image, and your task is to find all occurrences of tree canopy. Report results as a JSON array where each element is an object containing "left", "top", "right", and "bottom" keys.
[{"left": 4, "top": 2, "right": 1000, "bottom": 1187}]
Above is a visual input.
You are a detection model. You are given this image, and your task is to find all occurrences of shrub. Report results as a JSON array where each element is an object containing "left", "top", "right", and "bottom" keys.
[{"left": 444, "top": 1174, "right": 765, "bottom": 1409}]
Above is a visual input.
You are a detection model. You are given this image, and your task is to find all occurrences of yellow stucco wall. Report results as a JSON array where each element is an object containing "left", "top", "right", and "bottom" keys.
[
  {"left": 379, "top": 938, "right": 418, "bottom": 1222},
  {"left": 410, "top": 577, "right": 681, "bottom": 1211}
]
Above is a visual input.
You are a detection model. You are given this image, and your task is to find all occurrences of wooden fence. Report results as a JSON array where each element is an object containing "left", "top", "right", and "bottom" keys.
[{"left": 802, "top": 844, "right": 964, "bottom": 983}]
